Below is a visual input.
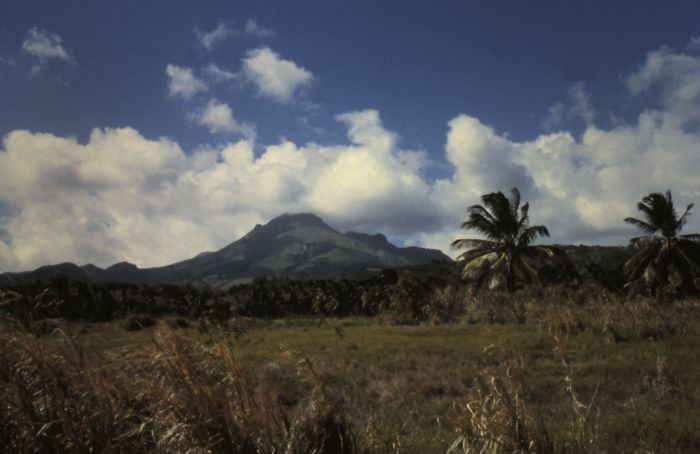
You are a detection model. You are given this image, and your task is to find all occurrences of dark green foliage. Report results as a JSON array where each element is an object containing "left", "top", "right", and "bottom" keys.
[
  {"left": 0, "top": 268, "right": 458, "bottom": 323},
  {"left": 452, "top": 188, "right": 569, "bottom": 291},
  {"left": 624, "top": 191, "right": 700, "bottom": 296}
]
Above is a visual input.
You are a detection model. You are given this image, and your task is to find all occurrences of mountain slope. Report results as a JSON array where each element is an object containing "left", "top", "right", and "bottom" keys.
[
  {"left": 149, "top": 213, "right": 450, "bottom": 284},
  {"left": 0, "top": 213, "right": 450, "bottom": 286}
]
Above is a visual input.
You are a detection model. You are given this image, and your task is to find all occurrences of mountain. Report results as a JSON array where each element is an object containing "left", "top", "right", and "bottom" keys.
[{"left": 0, "top": 213, "right": 450, "bottom": 287}]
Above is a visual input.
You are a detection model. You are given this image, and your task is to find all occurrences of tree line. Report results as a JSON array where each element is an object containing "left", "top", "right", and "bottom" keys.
[{"left": 453, "top": 188, "right": 700, "bottom": 297}]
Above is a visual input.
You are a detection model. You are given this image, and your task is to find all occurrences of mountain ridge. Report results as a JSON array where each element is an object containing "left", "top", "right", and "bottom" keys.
[{"left": 0, "top": 213, "right": 450, "bottom": 287}]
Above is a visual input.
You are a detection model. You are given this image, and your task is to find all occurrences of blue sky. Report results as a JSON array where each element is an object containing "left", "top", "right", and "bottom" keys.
[{"left": 1, "top": 1, "right": 700, "bottom": 270}]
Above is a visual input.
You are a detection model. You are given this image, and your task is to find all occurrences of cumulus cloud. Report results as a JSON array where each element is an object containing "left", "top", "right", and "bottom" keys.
[
  {"left": 426, "top": 110, "right": 700, "bottom": 254},
  {"left": 424, "top": 45, "right": 700, "bottom": 252},
  {"left": 195, "top": 98, "right": 256, "bottom": 139},
  {"left": 242, "top": 47, "right": 313, "bottom": 103},
  {"left": 0, "top": 110, "right": 442, "bottom": 270},
  {"left": 195, "top": 23, "right": 235, "bottom": 51},
  {"left": 2, "top": 44, "right": 700, "bottom": 271},
  {"left": 166, "top": 64, "right": 208, "bottom": 100},
  {"left": 21, "top": 27, "right": 73, "bottom": 75}
]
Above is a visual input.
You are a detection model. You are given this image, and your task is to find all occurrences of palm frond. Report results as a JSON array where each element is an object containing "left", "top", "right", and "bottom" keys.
[
  {"left": 515, "top": 255, "right": 541, "bottom": 286},
  {"left": 517, "top": 225, "right": 550, "bottom": 247},
  {"left": 482, "top": 253, "right": 509, "bottom": 289},
  {"left": 629, "top": 235, "right": 660, "bottom": 249},
  {"left": 456, "top": 248, "right": 497, "bottom": 264},
  {"left": 680, "top": 234, "right": 700, "bottom": 242},
  {"left": 463, "top": 214, "right": 502, "bottom": 240},
  {"left": 482, "top": 191, "right": 518, "bottom": 236},
  {"left": 481, "top": 192, "right": 506, "bottom": 212},
  {"left": 519, "top": 202, "right": 530, "bottom": 226},
  {"left": 637, "top": 192, "right": 678, "bottom": 235},
  {"left": 509, "top": 187, "right": 521, "bottom": 220},
  {"left": 451, "top": 238, "right": 497, "bottom": 250},
  {"left": 676, "top": 203, "right": 694, "bottom": 232},
  {"left": 668, "top": 247, "right": 700, "bottom": 292},
  {"left": 624, "top": 245, "right": 659, "bottom": 280},
  {"left": 677, "top": 240, "right": 700, "bottom": 265},
  {"left": 467, "top": 203, "right": 494, "bottom": 217},
  {"left": 674, "top": 246, "right": 700, "bottom": 274},
  {"left": 464, "top": 252, "right": 504, "bottom": 283},
  {"left": 523, "top": 245, "right": 557, "bottom": 258},
  {"left": 454, "top": 187, "right": 556, "bottom": 291},
  {"left": 624, "top": 217, "right": 657, "bottom": 235}
]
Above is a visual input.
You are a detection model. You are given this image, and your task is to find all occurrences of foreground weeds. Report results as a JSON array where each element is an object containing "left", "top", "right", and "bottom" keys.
[
  {"left": 2, "top": 285, "right": 700, "bottom": 453},
  {"left": 448, "top": 335, "right": 601, "bottom": 454},
  {"left": 0, "top": 316, "right": 359, "bottom": 453}
]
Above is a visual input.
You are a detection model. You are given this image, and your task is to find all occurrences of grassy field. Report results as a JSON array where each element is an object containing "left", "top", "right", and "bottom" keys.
[{"left": 4, "top": 291, "right": 700, "bottom": 453}]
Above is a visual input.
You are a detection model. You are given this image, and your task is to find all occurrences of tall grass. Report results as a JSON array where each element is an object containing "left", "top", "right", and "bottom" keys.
[
  {"left": 0, "top": 315, "right": 360, "bottom": 453},
  {"left": 3, "top": 284, "right": 700, "bottom": 452},
  {"left": 459, "top": 286, "right": 700, "bottom": 341},
  {"left": 448, "top": 337, "right": 600, "bottom": 454}
]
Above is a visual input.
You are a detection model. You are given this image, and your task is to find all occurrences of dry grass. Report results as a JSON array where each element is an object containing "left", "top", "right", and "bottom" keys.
[
  {"left": 448, "top": 336, "right": 601, "bottom": 454},
  {"left": 3, "top": 285, "right": 700, "bottom": 452},
  {"left": 0, "top": 315, "right": 360, "bottom": 453},
  {"left": 465, "top": 285, "right": 700, "bottom": 341}
]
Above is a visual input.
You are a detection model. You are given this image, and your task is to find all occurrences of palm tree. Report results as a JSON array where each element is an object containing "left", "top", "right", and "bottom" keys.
[
  {"left": 452, "top": 188, "right": 561, "bottom": 291},
  {"left": 623, "top": 191, "right": 700, "bottom": 296}
]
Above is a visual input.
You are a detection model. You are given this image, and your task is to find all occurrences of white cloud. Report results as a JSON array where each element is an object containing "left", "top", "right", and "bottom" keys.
[
  {"left": 195, "top": 20, "right": 274, "bottom": 50},
  {"left": 242, "top": 47, "right": 313, "bottom": 103},
  {"left": 244, "top": 19, "right": 275, "bottom": 38},
  {"left": 204, "top": 63, "right": 238, "bottom": 83},
  {"left": 625, "top": 46, "right": 700, "bottom": 124},
  {"left": 2, "top": 44, "right": 700, "bottom": 271},
  {"left": 21, "top": 27, "right": 72, "bottom": 75},
  {"left": 195, "top": 23, "right": 235, "bottom": 51},
  {"left": 427, "top": 107, "right": 700, "bottom": 254},
  {"left": 542, "top": 102, "right": 565, "bottom": 129},
  {"left": 195, "top": 98, "right": 256, "bottom": 139},
  {"left": 568, "top": 82, "right": 596, "bottom": 127},
  {"left": 0, "top": 111, "right": 440, "bottom": 270},
  {"left": 543, "top": 82, "right": 595, "bottom": 129},
  {"left": 165, "top": 64, "right": 208, "bottom": 100}
]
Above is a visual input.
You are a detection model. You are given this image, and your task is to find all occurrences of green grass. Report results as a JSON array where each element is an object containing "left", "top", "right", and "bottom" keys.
[{"left": 32, "top": 313, "right": 700, "bottom": 453}]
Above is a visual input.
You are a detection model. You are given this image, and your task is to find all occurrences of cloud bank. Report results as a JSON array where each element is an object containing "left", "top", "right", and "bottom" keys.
[{"left": 1, "top": 44, "right": 700, "bottom": 271}]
